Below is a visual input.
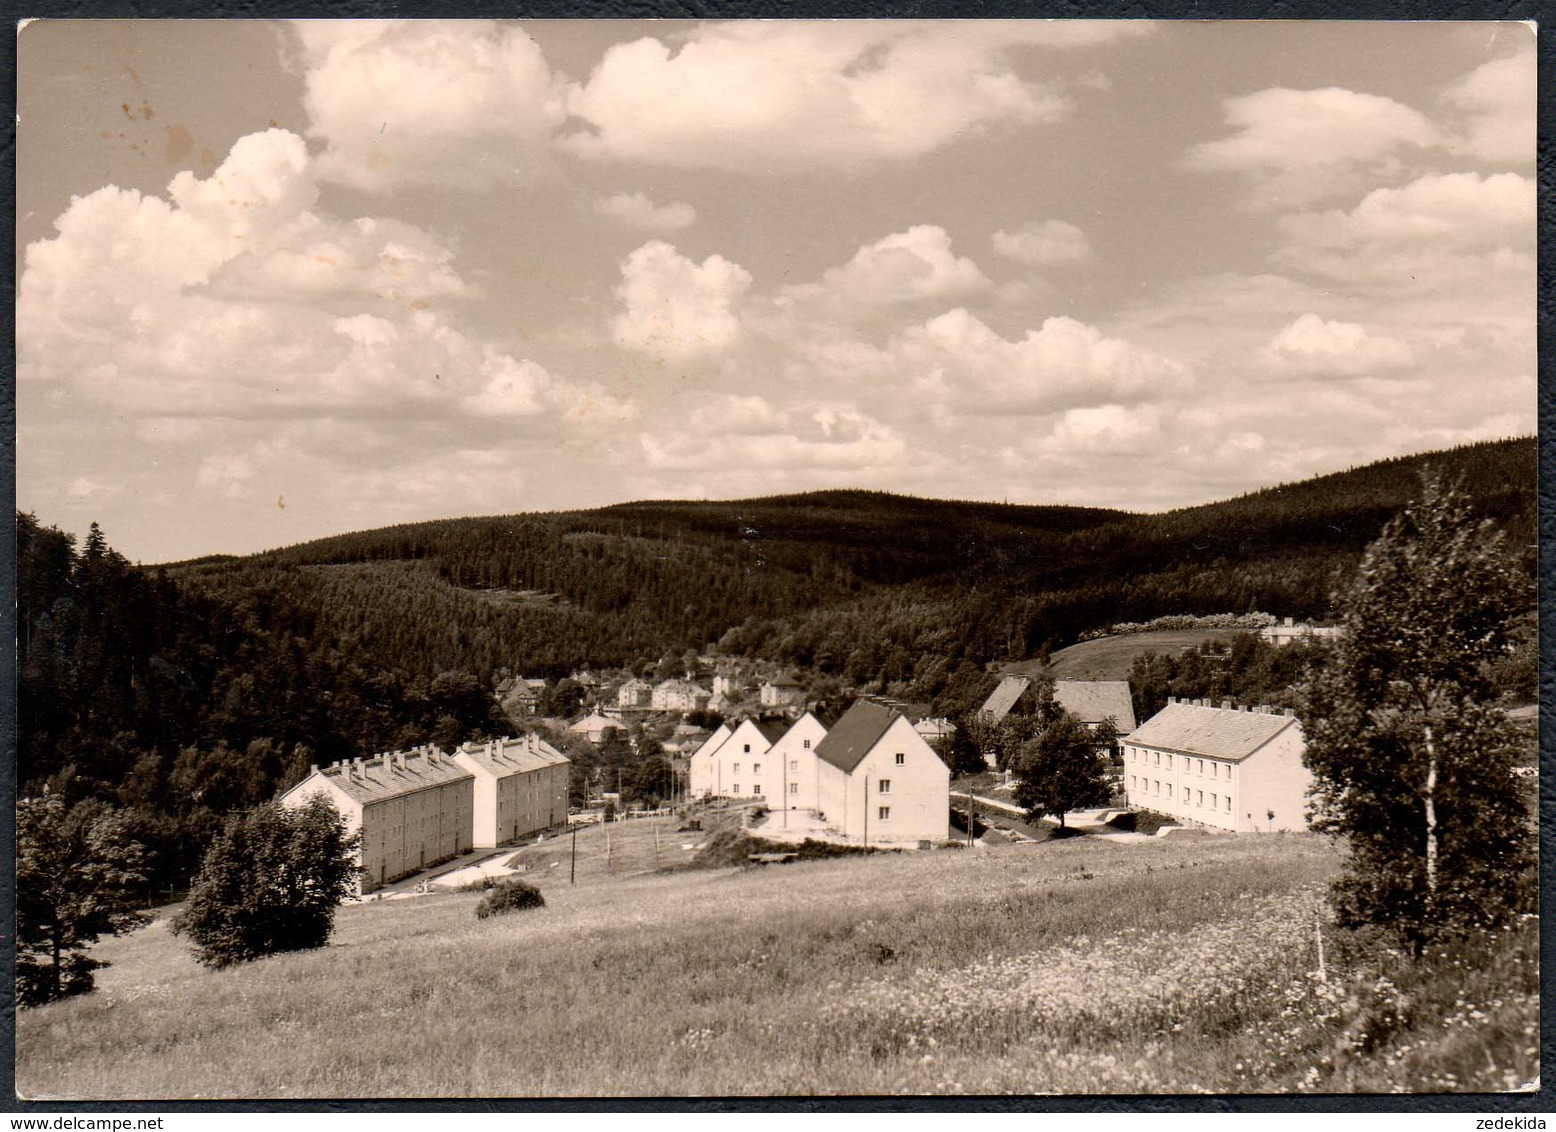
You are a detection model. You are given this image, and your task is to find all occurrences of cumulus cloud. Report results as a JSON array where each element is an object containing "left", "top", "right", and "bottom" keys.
[
  {"left": 562, "top": 21, "right": 1151, "bottom": 173},
  {"left": 891, "top": 308, "right": 1191, "bottom": 416},
  {"left": 1032, "top": 403, "right": 1163, "bottom": 454},
  {"left": 1185, "top": 87, "right": 1438, "bottom": 206},
  {"left": 295, "top": 20, "right": 566, "bottom": 192},
  {"left": 1257, "top": 314, "right": 1414, "bottom": 378},
  {"left": 595, "top": 191, "right": 697, "bottom": 233},
  {"left": 641, "top": 402, "right": 907, "bottom": 474},
  {"left": 18, "top": 127, "right": 617, "bottom": 437},
  {"left": 800, "top": 225, "right": 990, "bottom": 308},
  {"left": 991, "top": 219, "right": 1093, "bottom": 267},
  {"left": 1442, "top": 47, "right": 1535, "bottom": 166},
  {"left": 611, "top": 240, "right": 753, "bottom": 362},
  {"left": 1273, "top": 172, "right": 1535, "bottom": 287}
]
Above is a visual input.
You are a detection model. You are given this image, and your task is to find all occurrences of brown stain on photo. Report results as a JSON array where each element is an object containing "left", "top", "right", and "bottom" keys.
[{"left": 164, "top": 123, "right": 193, "bottom": 164}]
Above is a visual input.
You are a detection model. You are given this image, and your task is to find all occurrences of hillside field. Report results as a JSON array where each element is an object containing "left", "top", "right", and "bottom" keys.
[
  {"left": 16, "top": 827, "right": 1537, "bottom": 1099},
  {"left": 1010, "top": 629, "right": 1249, "bottom": 682}
]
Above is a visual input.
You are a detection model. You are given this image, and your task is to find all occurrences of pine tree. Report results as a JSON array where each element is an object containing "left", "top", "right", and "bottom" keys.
[
  {"left": 16, "top": 793, "right": 151, "bottom": 1006},
  {"left": 1300, "top": 474, "right": 1533, "bottom": 948},
  {"left": 173, "top": 795, "right": 360, "bottom": 969}
]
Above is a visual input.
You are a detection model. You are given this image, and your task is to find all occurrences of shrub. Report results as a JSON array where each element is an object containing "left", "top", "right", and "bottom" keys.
[
  {"left": 173, "top": 795, "right": 358, "bottom": 969},
  {"left": 474, "top": 880, "right": 546, "bottom": 920}
]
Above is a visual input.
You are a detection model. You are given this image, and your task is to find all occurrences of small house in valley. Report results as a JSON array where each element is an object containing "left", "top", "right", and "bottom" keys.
[
  {"left": 979, "top": 674, "right": 1032, "bottom": 722},
  {"left": 1052, "top": 679, "right": 1137, "bottom": 734},
  {"left": 815, "top": 700, "right": 950, "bottom": 845},
  {"left": 1120, "top": 698, "right": 1311, "bottom": 833},
  {"left": 687, "top": 722, "right": 733, "bottom": 797},
  {"left": 694, "top": 718, "right": 790, "bottom": 800}
]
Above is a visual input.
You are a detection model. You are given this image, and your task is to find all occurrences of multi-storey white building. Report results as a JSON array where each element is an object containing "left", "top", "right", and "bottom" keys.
[
  {"left": 690, "top": 718, "right": 789, "bottom": 799},
  {"left": 281, "top": 747, "right": 475, "bottom": 892},
  {"left": 1120, "top": 698, "right": 1311, "bottom": 833},
  {"left": 764, "top": 711, "right": 828, "bottom": 809},
  {"left": 450, "top": 734, "right": 570, "bottom": 848}
]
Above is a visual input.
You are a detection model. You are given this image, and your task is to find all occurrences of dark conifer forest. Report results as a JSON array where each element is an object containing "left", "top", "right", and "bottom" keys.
[{"left": 17, "top": 437, "right": 1534, "bottom": 891}]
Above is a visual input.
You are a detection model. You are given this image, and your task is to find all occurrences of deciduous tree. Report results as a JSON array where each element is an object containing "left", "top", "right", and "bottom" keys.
[
  {"left": 1012, "top": 711, "right": 1115, "bottom": 830},
  {"left": 173, "top": 795, "right": 359, "bottom": 969},
  {"left": 1300, "top": 474, "right": 1533, "bottom": 948},
  {"left": 16, "top": 793, "right": 150, "bottom": 1006}
]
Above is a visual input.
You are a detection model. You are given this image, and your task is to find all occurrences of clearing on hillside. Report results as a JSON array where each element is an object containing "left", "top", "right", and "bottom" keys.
[{"left": 1009, "top": 628, "right": 1249, "bottom": 682}]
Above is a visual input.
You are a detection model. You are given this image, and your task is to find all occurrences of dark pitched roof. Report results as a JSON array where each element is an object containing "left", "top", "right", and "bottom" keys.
[
  {"left": 814, "top": 699, "right": 900, "bottom": 773},
  {"left": 1124, "top": 702, "right": 1298, "bottom": 761},
  {"left": 752, "top": 719, "right": 789, "bottom": 744}
]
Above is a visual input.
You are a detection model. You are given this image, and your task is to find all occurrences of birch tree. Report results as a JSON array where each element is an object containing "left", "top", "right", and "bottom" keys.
[{"left": 1300, "top": 474, "right": 1533, "bottom": 948}]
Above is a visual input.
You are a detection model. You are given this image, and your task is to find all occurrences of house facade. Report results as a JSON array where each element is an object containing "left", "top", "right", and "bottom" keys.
[
  {"left": 687, "top": 722, "right": 733, "bottom": 797},
  {"left": 1120, "top": 698, "right": 1311, "bottom": 833},
  {"left": 280, "top": 746, "right": 475, "bottom": 892},
  {"left": 759, "top": 676, "right": 805, "bottom": 708},
  {"left": 1261, "top": 618, "right": 1345, "bottom": 648},
  {"left": 694, "top": 718, "right": 789, "bottom": 799},
  {"left": 764, "top": 711, "right": 829, "bottom": 809},
  {"left": 815, "top": 700, "right": 950, "bottom": 845},
  {"left": 569, "top": 712, "right": 619, "bottom": 745},
  {"left": 652, "top": 678, "right": 712, "bottom": 712},
  {"left": 451, "top": 734, "right": 570, "bottom": 848},
  {"left": 617, "top": 678, "right": 653, "bottom": 708}
]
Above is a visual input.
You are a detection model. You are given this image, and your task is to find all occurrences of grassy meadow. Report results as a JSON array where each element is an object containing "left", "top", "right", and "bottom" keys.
[{"left": 16, "top": 826, "right": 1538, "bottom": 1099}]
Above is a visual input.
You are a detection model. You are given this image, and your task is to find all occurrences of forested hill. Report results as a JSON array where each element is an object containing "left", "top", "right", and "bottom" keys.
[{"left": 166, "top": 437, "right": 1533, "bottom": 689}]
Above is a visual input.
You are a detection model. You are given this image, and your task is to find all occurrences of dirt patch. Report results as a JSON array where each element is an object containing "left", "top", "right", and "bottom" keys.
[{"left": 689, "top": 829, "right": 892, "bottom": 869}]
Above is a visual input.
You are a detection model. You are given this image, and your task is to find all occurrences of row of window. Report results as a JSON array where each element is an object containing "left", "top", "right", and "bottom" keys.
[
  {"left": 730, "top": 752, "right": 908, "bottom": 778},
  {"left": 1128, "top": 747, "right": 1233, "bottom": 782},
  {"left": 1129, "top": 776, "right": 1233, "bottom": 813}
]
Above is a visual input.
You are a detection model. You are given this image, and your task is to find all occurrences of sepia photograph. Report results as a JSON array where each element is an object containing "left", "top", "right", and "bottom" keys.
[{"left": 13, "top": 18, "right": 1538, "bottom": 1101}]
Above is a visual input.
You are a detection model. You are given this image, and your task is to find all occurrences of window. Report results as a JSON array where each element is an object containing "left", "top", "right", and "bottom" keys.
[
  {"left": 1196, "top": 790, "right": 1203, "bottom": 806},
  {"left": 733, "top": 763, "right": 741, "bottom": 774},
  {"left": 1210, "top": 762, "right": 1218, "bottom": 779},
  {"left": 802, "top": 739, "right": 811, "bottom": 749},
  {"left": 1198, "top": 759, "right": 1204, "bottom": 775},
  {"left": 1165, "top": 785, "right": 1173, "bottom": 800},
  {"left": 790, "top": 760, "right": 798, "bottom": 772},
  {"left": 895, "top": 753, "right": 905, "bottom": 766},
  {"left": 878, "top": 779, "right": 891, "bottom": 794},
  {"left": 753, "top": 785, "right": 763, "bottom": 796},
  {"left": 733, "top": 784, "right": 741, "bottom": 795},
  {"left": 1225, "top": 795, "right": 1232, "bottom": 813},
  {"left": 1225, "top": 766, "right": 1233, "bottom": 783},
  {"left": 1152, "top": 780, "right": 1159, "bottom": 796},
  {"left": 743, "top": 744, "right": 751, "bottom": 753},
  {"left": 1153, "top": 752, "right": 1160, "bottom": 766},
  {"left": 1210, "top": 793, "right": 1217, "bottom": 809},
  {"left": 1166, "top": 754, "right": 1173, "bottom": 770},
  {"left": 1129, "top": 775, "right": 1136, "bottom": 791},
  {"left": 878, "top": 806, "right": 891, "bottom": 821},
  {"left": 753, "top": 763, "right": 762, "bottom": 775},
  {"left": 789, "top": 782, "right": 798, "bottom": 795}
]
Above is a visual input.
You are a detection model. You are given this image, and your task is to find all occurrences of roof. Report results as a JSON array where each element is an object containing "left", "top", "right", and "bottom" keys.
[
  {"left": 307, "top": 748, "right": 473, "bottom": 807},
  {"left": 742, "top": 718, "right": 789, "bottom": 745},
  {"left": 980, "top": 675, "right": 1031, "bottom": 721},
  {"left": 765, "top": 676, "right": 804, "bottom": 689},
  {"left": 1122, "top": 702, "right": 1299, "bottom": 762},
  {"left": 569, "top": 712, "right": 618, "bottom": 733},
  {"left": 814, "top": 699, "right": 901, "bottom": 773},
  {"left": 1053, "top": 680, "right": 1137, "bottom": 732},
  {"left": 454, "top": 735, "right": 569, "bottom": 777}
]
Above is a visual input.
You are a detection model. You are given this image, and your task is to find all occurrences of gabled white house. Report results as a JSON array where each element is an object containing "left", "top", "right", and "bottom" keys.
[
  {"left": 696, "top": 718, "right": 789, "bottom": 800},
  {"left": 1120, "top": 697, "right": 1310, "bottom": 833},
  {"left": 687, "top": 722, "right": 733, "bottom": 797},
  {"left": 280, "top": 746, "right": 474, "bottom": 893},
  {"left": 764, "top": 711, "right": 828, "bottom": 809},
  {"left": 451, "top": 734, "right": 570, "bottom": 848},
  {"left": 569, "top": 712, "right": 620, "bottom": 745},
  {"left": 815, "top": 700, "right": 949, "bottom": 845}
]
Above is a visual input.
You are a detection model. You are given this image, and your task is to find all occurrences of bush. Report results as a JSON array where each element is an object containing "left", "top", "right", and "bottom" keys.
[
  {"left": 474, "top": 879, "right": 546, "bottom": 920},
  {"left": 173, "top": 796, "right": 358, "bottom": 969}
]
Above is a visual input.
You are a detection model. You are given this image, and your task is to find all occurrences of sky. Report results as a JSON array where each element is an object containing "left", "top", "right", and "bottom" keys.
[{"left": 16, "top": 19, "right": 1536, "bottom": 564}]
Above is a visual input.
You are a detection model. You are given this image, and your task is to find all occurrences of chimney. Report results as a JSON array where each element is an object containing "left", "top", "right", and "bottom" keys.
[
  {"left": 310, "top": 763, "right": 319, "bottom": 776},
  {"left": 1221, "top": 699, "right": 1233, "bottom": 710},
  {"left": 1168, "top": 695, "right": 1177, "bottom": 705},
  {"left": 1284, "top": 616, "right": 1294, "bottom": 627},
  {"left": 1283, "top": 707, "right": 1296, "bottom": 717}
]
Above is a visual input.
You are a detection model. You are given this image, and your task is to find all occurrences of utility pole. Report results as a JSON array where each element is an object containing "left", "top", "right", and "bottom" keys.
[
  {"left": 570, "top": 822, "right": 577, "bottom": 885},
  {"left": 606, "top": 826, "right": 612, "bottom": 871},
  {"left": 783, "top": 754, "right": 788, "bottom": 829},
  {"left": 967, "top": 791, "right": 975, "bottom": 848},
  {"left": 864, "top": 774, "right": 869, "bottom": 848}
]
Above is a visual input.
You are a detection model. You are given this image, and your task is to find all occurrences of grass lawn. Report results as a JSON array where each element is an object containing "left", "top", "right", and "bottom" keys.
[{"left": 16, "top": 831, "right": 1536, "bottom": 1099}]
